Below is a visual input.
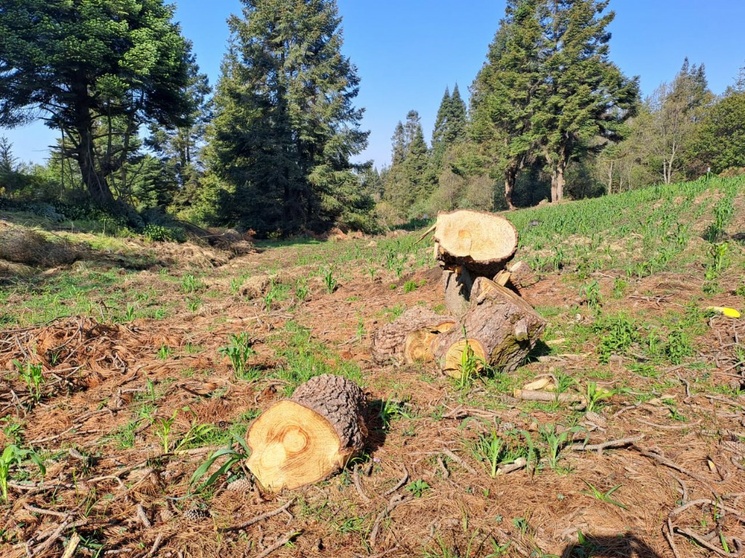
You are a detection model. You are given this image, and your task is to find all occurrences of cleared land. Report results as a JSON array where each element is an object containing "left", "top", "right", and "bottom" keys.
[{"left": 1, "top": 176, "right": 744, "bottom": 557}]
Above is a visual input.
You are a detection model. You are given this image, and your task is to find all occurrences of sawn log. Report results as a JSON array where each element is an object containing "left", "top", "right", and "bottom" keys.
[{"left": 246, "top": 374, "right": 367, "bottom": 491}]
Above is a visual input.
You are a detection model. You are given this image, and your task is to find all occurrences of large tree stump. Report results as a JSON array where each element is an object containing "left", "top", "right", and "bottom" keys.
[
  {"left": 246, "top": 374, "right": 367, "bottom": 492},
  {"left": 371, "top": 307, "right": 456, "bottom": 365},
  {"left": 432, "top": 277, "right": 546, "bottom": 377},
  {"left": 433, "top": 210, "right": 518, "bottom": 277}
]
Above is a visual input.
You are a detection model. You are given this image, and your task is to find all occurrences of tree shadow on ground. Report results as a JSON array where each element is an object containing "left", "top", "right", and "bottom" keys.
[
  {"left": 362, "top": 398, "right": 391, "bottom": 456},
  {"left": 561, "top": 532, "right": 661, "bottom": 558}
]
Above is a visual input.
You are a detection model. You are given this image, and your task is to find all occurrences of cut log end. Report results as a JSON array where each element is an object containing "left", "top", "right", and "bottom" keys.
[
  {"left": 247, "top": 401, "right": 348, "bottom": 491},
  {"left": 246, "top": 374, "right": 366, "bottom": 492},
  {"left": 433, "top": 210, "right": 518, "bottom": 276},
  {"left": 441, "top": 338, "right": 486, "bottom": 378}
]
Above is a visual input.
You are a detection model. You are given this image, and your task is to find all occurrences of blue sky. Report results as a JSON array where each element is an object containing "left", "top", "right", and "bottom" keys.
[{"left": 3, "top": 0, "right": 745, "bottom": 170}]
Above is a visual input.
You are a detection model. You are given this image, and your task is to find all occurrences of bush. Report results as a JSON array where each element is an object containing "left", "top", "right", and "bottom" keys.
[{"left": 142, "top": 224, "right": 186, "bottom": 243}]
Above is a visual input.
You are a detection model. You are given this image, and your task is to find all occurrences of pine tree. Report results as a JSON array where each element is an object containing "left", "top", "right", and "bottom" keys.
[
  {"left": 0, "top": 0, "right": 194, "bottom": 217},
  {"left": 534, "top": 0, "right": 639, "bottom": 202},
  {"left": 206, "top": 0, "right": 369, "bottom": 236},
  {"left": 382, "top": 110, "right": 431, "bottom": 218},
  {"left": 470, "top": 0, "right": 544, "bottom": 208},
  {"left": 431, "top": 85, "right": 468, "bottom": 177}
]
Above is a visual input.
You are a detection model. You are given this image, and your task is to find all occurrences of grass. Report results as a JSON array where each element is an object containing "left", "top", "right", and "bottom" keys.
[{"left": 1, "top": 175, "right": 744, "bottom": 556}]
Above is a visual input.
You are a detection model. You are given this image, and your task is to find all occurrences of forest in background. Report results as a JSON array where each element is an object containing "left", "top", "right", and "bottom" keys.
[{"left": 1, "top": 0, "right": 745, "bottom": 237}]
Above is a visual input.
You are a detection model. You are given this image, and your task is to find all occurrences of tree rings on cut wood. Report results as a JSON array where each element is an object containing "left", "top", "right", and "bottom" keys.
[
  {"left": 246, "top": 374, "right": 367, "bottom": 492},
  {"left": 433, "top": 210, "right": 518, "bottom": 276},
  {"left": 432, "top": 277, "right": 546, "bottom": 375},
  {"left": 371, "top": 307, "right": 456, "bottom": 365}
]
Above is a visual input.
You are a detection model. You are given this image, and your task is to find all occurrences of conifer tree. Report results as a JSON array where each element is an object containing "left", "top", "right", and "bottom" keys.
[
  {"left": 431, "top": 85, "right": 468, "bottom": 177},
  {"left": 382, "top": 110, "right": 431, "bottom": 218},
  {"left": 534, "top": 0, "right": 638, "bottom": 202},
  {"left": 0, "top": 0, "right": 194, "bottom": 217},
  {"left": 471, "top": 0, "right": 544, "bottom": 208},
  {"left": 206, "top": 0, "right": 370, "bottom": 235}
]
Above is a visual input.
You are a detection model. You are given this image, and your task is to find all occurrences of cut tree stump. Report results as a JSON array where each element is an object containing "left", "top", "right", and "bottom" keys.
[
  {"left": 371, "top": 307, "right": 456, "bottom": 365},
  {"left": 433, "top": 210, "right": 518, "bottom": 277},
  {"left": 246, "top": 374, "right": 367, "bottom": 492},
  {"left": 432, "top": 277, "right": 546, "bottom": 377}
]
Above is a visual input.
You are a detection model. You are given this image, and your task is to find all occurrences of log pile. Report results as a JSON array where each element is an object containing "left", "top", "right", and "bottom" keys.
[{"left": 373, "top": 209, "right": 545, "bottom": 377}]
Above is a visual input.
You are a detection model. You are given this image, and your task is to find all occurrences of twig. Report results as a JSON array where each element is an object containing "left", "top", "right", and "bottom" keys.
[
  {"left": 23, "top": 504, "right": 68, "bottom": 519},
  {"left": 674, "top": 527, "right": 736, "bottom": 557},
  {"left": 441, "top": 449, "right": 477, "bottom": 475},
  {"left": 136, "top": 504, "right": 152, "bottom": 529},
  {"left": 497, "top": 457, "right": 527, "bottom": 474},
  {"left": 383, "top": 465, "right": 409, "bottom": 496},
  {"left": 634, "top": 446, "right": 717, "bottom": 496},
  {"left": 28, "top": 518, "right": 87, "bottom": 558},
  {"left": 61, "top": 532, "right": 81, "bottom": 558},
  {"left": 369, "top": 494, "right": 409, "bottom": 548},
  {"left": 436, "top": 456, "right": 449, "bottom": 479},
  {"left": 670, "top": 498, "right": 745, "bottom": 523},
  {"left": 635, "top": 418, "right": 702, "bottom": 430},
  {"left": 513, "top": 389, "right": 585, "bottom": 404},
  {"left": 219, "top": 499, "right": 295, "bottom": 532},
  {"left": 254, "top": 530, "right": 302, "bottom": 558},
  {"left": 353, "top": 464, "right": 372, "bottom": 503},
  {"left": 664, "top": 518, "right": 682, "bottom": 558},
  {"left": 570, "top": 435, "right": 644, "bottom": 455},
  {"left": 146, "top": 533, "right": 163, "bottom": 558}
]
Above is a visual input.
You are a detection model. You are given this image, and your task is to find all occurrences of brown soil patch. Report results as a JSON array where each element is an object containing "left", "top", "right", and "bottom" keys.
[{"left": 1, "top": 232, "right": 744, "bottom": 558}]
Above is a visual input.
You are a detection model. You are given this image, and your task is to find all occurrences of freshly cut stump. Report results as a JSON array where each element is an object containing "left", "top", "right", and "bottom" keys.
[
  {"left": 433, "top": 277, "right": 546, "bottom": 376},
  {"left": 433, "top": 210, "right": 518, "bottom": 277},
  {"left": 246, "top": 374, "right": 366, "bottom": 492},
  {"left": 371, "top": 307, "right": 456, "bottom": 365}
]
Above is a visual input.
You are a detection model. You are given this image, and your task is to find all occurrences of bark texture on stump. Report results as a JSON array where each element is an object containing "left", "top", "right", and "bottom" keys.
[
  {"left": 371, "top": 307, "right": 456, "bottom": 365},
  {"left": 246, "top": 374, "right": 367, "bottom": 492},
  {"left": 433, "top": 277, "right": 546, "bottom": 377},
  {"left": 433, "top": 210, "right": 518, "bottom": 277}
]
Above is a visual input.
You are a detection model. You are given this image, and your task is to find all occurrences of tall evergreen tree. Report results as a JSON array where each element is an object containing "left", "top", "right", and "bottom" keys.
[
  {"left": 471, "top": 0, "right": 544, "bottom": 208},
  {"left": 382, "top": 110, "right": 431, "bottom": 217},
  {"left": 431, "top": 84, "right": 468, "bottom": 176},
  {"left": 534, "top": 0, "right": 639, "bottom": 202},
  {"left": 206, "top": 0, "right": 370, "bottom": 235},
  {"left": 0, "top": 0, "right": 194, "bottom": 217},
  {"left": 692, "top": 88, "right": 745, "bottom": 175}
]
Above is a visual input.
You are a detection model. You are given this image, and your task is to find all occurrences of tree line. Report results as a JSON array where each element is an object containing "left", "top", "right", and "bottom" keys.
[{"left": 1, "top": 0, "right": 744, "bottom": 237}]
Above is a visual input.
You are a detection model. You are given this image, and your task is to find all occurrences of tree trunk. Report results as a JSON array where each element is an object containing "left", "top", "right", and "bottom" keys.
[
  {"left": 504, "top": 165, "right": 516, "bottom": 210},
  {"left": 432, "top": 277, "right": 546, "bottom": 377},
  {"left": 551, "top": 161, "right": 566, "bottom": 203},
  {"left": 246, "top": 374, "right": 367, "bottom": 492},
  {"left": 433, "top": 210, "right": 518, "bottom": 277},
  {"left": 371, "top": 306, "right": 456, "bottom": 365}
]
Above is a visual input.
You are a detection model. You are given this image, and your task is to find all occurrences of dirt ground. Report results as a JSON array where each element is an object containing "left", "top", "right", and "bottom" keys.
[{"left": 1, "top": 226, "right": 744, "bottom": 558}]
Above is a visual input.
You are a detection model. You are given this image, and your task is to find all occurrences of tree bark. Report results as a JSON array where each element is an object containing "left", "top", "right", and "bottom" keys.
[
  {"left": 246, "top": 374, "right": 367, "bottom": 492},
  {"left": 432, "top": 277, "right": 546, "bottom": 376},
  {"left": 371, "top": 307, "right": 456, "bottom": 365}
]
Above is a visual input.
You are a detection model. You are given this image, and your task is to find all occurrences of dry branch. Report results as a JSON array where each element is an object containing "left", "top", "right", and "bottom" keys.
[{"left": 219, "top": 499, "right": 295, "bottom": 532}]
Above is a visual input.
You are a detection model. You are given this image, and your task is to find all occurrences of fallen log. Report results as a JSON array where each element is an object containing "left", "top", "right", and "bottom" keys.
[
  {"left": 246, "top": 374, "right": 367, "bottom": 491},
  {"left": 371, "top": 307, "right": 456, "bottom": 365},
  {"left": 432, "top": 277, "right": 546, "bottom": 376}
]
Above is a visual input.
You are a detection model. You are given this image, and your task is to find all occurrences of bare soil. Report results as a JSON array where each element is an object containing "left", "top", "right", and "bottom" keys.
[{"left": 1, "top": 226, "right": 744, "bottom": 558}]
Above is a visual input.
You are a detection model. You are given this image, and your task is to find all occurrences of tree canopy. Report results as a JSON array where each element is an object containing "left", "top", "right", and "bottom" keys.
[
  {"left": 205, "top": 0, "right": 371, "bottom": 236},
  {"left": 0, "top": 0, "right": 194, "bottom": 216}
]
